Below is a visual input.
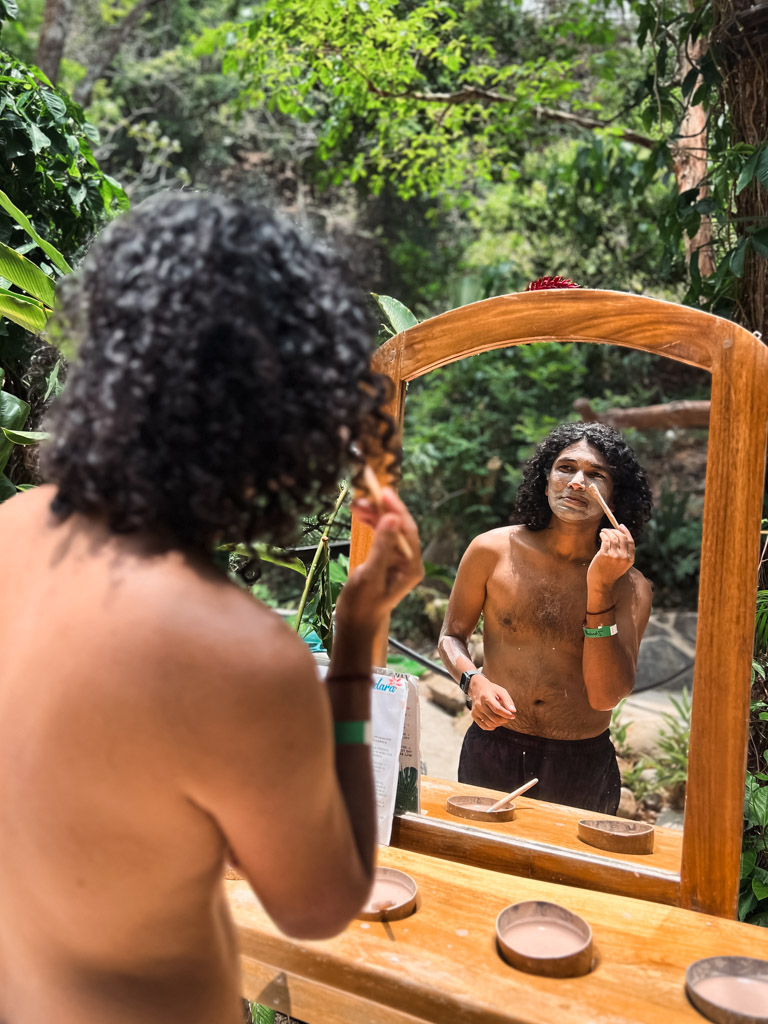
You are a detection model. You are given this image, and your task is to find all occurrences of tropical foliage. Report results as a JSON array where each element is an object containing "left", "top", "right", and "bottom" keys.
[
  {"left": 209, "top": 0, "right": 767, "bottom": 330},
  {"left": 0, "top": 7, "right": 127, "bottom": 493}
]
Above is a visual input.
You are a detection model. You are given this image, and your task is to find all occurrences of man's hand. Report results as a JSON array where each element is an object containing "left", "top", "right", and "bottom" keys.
[
  {"left": 468, "top": 675, "right": 516, "bottom": 731},
  {"left": 337, "top": 486, "right": 423, "bottom": 630},
  {"left": 586, "top": 524, "right": 635, "bottom": 594}
]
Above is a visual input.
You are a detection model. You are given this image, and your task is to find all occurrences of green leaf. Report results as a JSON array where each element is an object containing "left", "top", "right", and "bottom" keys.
[
  {"left": 218, "top": 542, "right": 307, "bottom": 576},
  {"left": 1, "top": 427, "right": 49, "bottom": 444},
  {"left": 259, "top": 549, "right": 307, "bottom": 575},
  {"left": 738, "top": 886, "right": 758, "bottom": 921},
  {"left": 729, "top": 239, "right": 748, "bottom": 279},
  {"left": 0, "top": 473, "right": 16, "bottom": 501},
  {"left": 40, "top": 88, "right": 67, "bottom": 121},
  {"left": 752, "top": 868, "right": 768, "bottom": 902},
  {"left": 0, "top": 288, "right": 49, "bottom": 332},
  {"left": 328, "top": 559, "right": 348, "bottom": 584},
  {"left": 26, "top": 122, "right": 51, "bottom": 154},
  {"left": 736, "top": 148, "right": 761, "bottom": 195},
  {"left": 372, "top": 293, "right": 419, "bottom": 335},
  {"left": 82, "top": 122, "right": 100, "bottom": 144},
  {"left": 43, "top": 356, "right": 64, "bottom": 401},
  {"left": 251, "top": 1004, "right": 276, "bottom": 1024},
  {"left": 741, "top": 850, "right": 757, "bottom": 879},
  {"left": 0, "top": 242, "right": 56, "bottom": 306},
  {"left": 757, "top": 147, "right": 768, "bottom": 189},
  {"left": 0, "top": 188, "right": 73, "bottom": 274},
  {"left": 0, "top": 385, "right": 29, "bottom": 473},
  {"left": 749, "top": 784, "right": 768, "bottom": 827}
]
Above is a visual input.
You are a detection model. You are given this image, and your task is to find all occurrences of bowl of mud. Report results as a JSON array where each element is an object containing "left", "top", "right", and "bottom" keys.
[
  {"left": 446, "top": 795, "right": 516, "bottom": 822},
  {"left": 577, "top": 818, "right": 655, "bottom": 854},
  {"left": 686, "top": 956, "right": 768, "bottom": 1023},
  {"left": 496, "top": 900, "right": 593, "bottom": 978},
  {"left": 356, "top": 867, "right": 418, "bottom": 922}
]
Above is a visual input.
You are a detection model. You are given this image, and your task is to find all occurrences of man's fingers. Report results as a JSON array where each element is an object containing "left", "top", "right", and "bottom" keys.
[
  {"left": 492, "top": 690, "right": 517, "bottom": 714},
  {"left": 380, "top": 487, "right": 419, "bottom": 549},
  {"left": 488, "top": 696, "right": 515, "bottom": 718}
]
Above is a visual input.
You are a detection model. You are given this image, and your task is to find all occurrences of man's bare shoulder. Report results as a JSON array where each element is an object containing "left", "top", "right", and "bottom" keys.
[
  {"left": 465, "top": 525, "right": 523, "bottom": 557},
  {"left": 123, "top": 552, "right": 313, "bottom": 689}
]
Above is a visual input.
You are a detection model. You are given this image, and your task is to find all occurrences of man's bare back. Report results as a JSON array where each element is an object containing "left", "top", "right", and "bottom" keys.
[
  {"left": 0, "top": 483, "right": 421, "bottom": 1024},
  {"left": 0, "top": 488, "right": 244, "bottom": 1023},
  {"left": 0, "top": 194, "right": 425, "bottom": 1023}
]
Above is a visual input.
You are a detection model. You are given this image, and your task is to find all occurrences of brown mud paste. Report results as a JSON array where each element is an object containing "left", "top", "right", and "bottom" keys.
[
  {"left": 501, "top": 920, "right": 587, "bottom": 959},
  {"left": 693, "top": 975, "right": 768, "bottom": 1015}
]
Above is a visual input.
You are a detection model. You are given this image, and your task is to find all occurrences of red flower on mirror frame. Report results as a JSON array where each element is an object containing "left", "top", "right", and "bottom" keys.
[{"left": 525, "top": 276, "right": 581, "bottom": 290}]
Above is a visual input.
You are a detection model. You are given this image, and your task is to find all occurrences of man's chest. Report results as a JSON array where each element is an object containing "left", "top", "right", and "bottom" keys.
[{"left": 484, "top": 556, "right": 589, "bottom": 643}]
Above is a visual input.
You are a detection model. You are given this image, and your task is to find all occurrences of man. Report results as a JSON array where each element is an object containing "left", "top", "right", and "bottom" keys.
[
  {"left": 0, "top": 194, "right": 423, "bottom": 1024},
  {"left": 439, "top": 422, "right": 653, "bottom": 813}
]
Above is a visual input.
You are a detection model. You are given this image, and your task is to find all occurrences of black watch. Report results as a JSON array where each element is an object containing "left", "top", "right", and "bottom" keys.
[{"left": 459, "top": 668, "right": 482, "bottom": 695}]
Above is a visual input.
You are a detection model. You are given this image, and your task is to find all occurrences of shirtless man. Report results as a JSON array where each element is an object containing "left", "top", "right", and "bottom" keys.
[
  {"left": 439, "top": 423, "right": 653, "bottom": 813},
  {"left": 0, "top": 194, "right": 423, "bottom": 1024}
]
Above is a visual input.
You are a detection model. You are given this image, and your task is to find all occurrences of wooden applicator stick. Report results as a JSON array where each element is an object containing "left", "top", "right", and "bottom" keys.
[
  {"left": 588, "top": 483, "right": 620, "bottom": 529},
  {"left": 488, "top": 777, "right": 539, "bottom": 812}
]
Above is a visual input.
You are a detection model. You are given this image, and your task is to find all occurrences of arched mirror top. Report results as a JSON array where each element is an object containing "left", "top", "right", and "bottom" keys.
[
  {"left": 356, "top": 287, "right": 768, "bottom": 918},
  {"left": 374, "top": 289, "right": 768, "bottom": 382}
]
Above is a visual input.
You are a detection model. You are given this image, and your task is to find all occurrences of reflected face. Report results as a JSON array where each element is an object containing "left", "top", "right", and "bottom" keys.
[{"left": 545, "top": 440, "right": 614, "bottom": 525}]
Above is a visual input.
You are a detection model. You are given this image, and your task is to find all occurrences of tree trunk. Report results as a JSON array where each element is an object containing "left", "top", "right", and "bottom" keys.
[
  {"left": 35, "top": 0, "right": 73, "bottom": 85},
  {"left": 573, "top": 398, "right": 711, "bottom": 430},
  {"left": 672, "top": 30, "right": 716, "bottom": 278},
  {"left": 714, "top": 0, "right": 768, "bottom": 337}
]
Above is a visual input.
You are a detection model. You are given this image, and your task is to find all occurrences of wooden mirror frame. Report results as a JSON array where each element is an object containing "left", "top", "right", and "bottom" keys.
[{"left": 349, "top": 289, "right": 768, "bottom": 918}]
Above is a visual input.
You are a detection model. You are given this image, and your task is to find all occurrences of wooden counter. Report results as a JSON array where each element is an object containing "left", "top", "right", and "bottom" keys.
[
  {"left": 391, "top": 776, "right": 684, "bottom": 905},
  {"left": 232, "top": 845, "right": 768, "bottom": 1024}
]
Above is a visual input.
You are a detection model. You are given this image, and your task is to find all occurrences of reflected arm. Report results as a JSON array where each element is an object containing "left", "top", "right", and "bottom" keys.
[
  {"left": 582, "top": 558, "right": 653, "bottom": 711},
  {"left": 438, "top": 537, "right": 494, "bottom": 683}
]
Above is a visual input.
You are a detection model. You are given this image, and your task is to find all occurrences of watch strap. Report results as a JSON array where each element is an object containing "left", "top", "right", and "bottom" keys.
[{"left": 459, "top": 668, "right": 481, "bottom": 694}]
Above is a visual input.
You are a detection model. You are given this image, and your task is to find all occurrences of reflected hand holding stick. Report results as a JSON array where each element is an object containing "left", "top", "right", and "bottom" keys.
[
  {"left": 588, "top": 483, "right": 621, "bottom": 529},
  {"left": 362, "top": 465, "right": 414, "bottom": 560},
  {"left": 488, "top": 777, "right": 539, "bottom": 812}
]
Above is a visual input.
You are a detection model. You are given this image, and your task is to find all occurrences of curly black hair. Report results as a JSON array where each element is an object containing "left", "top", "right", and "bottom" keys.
[
  {"left": 42, "top": 192, "right": 396, "bottom": 553},
  {"left": 513, "top": 422, "right": 652, "bottom": 541}
]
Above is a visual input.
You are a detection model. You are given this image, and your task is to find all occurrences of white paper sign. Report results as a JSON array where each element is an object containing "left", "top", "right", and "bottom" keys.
[
  {"left": 315, "top": 658, "right": 420, "bottom": 846},
  {"left": 370, "top": 671, "right": 408, "bottom": 845}
]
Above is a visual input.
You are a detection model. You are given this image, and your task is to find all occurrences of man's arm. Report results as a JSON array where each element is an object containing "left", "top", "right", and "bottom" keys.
[
  {"left": 438, "top": 536, "right": 516, "bottom": 730},
  {"left": 582, "top": 525, "right": 653, "bottom": 710},
  {"left": 178, "top": 491, "right": 422, "bottom": 939}
]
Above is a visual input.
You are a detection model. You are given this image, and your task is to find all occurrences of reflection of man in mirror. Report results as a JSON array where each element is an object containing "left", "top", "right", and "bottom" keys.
[{"left": 439, "top": 423, "right": 653, "bottom": 813}]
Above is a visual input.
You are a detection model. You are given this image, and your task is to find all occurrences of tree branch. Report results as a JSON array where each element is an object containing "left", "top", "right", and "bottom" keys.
[
  {"left": 73, "top": 0, "right": 167, "bottom": 108},
  {"left": 367, "top": 83, "right": 658, "bottom": 150}
]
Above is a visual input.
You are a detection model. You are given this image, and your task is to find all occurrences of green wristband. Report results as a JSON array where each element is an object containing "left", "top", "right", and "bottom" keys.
[
  {"left": 583, "top": 623, "right": 618, "bottom": 638},
  {"left": 334, "top": 721, "right": 372, "bottom": 745}
]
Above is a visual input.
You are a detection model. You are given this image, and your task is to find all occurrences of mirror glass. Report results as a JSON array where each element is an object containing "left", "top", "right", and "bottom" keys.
[{"left": 393, "top": 341, "right": 712, "bottom": 875}]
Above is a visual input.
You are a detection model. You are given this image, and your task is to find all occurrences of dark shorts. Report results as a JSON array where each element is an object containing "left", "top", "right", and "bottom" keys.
[{"left": 458, "top": 724, "right": 621, "bottom": 814}]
